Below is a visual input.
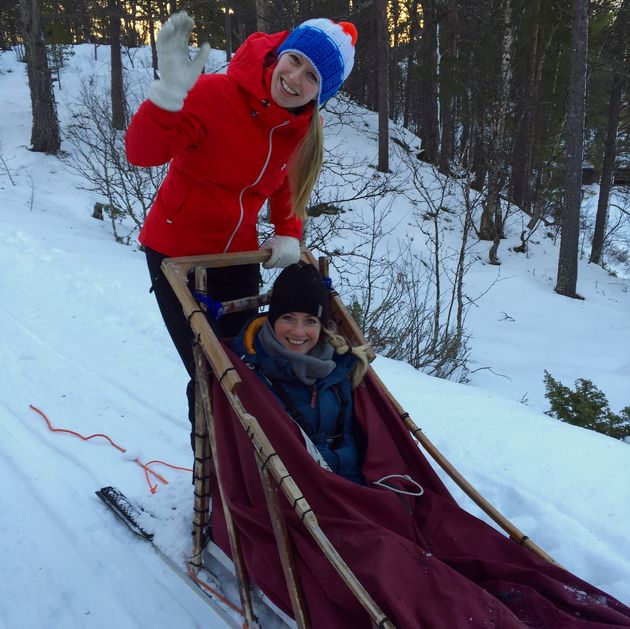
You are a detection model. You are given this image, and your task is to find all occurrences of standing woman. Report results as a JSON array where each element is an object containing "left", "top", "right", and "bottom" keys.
[{"left": 125, "top": 12, "right": 357, "bottom": 436}]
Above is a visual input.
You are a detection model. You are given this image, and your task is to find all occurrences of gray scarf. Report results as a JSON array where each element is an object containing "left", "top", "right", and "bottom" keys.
[{"left": 258, "top": 320, "right": 336, "bottom": 385}]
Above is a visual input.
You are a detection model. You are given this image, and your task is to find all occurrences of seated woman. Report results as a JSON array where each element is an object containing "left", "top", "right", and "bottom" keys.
[{"left": 232, "top": 263, "right": 370, "bottom": 484}]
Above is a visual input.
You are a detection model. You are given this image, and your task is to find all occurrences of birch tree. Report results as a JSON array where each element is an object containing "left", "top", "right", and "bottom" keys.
[{"left": 478, "top": 0, "right": 514, "bottom": 265}]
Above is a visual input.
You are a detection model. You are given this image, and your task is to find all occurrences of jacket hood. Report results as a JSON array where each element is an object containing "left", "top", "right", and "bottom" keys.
[
  {"left": 226, "top": 31, "right": 314, "bottom": 126},
  {"left": 227, "top": 31, "right": 288, "bottom": 102}
]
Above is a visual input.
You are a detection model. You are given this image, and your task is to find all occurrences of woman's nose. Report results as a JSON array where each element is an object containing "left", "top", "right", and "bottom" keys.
[{"left": 288, "top": 67, "right": 303, "bottom": 83}]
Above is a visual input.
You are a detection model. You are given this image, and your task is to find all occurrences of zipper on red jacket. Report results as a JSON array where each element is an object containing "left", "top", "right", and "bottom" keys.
[{"left": 223, "top": 120, "right": 290, "bottom": 253}]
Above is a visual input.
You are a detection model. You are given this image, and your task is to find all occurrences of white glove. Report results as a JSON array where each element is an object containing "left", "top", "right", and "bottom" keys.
[
  {"left": 261, "top": 236, "right": 301, "bottom": 269},
  {"left": 148, "top": 12, "right": 210, "bottom": 112}
]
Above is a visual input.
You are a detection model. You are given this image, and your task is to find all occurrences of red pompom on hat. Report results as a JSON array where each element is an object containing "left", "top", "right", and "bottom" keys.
[{"left": 338, "top": 22, "right": 358, "bottom": 46}]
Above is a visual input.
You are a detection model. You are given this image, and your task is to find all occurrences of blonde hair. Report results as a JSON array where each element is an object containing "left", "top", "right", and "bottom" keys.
[
  {"left": 288, "top": 109, "right": 324, "bottom": 220},
  {"left": 321, "top": 327, "right": 372, "bottom": 389}
]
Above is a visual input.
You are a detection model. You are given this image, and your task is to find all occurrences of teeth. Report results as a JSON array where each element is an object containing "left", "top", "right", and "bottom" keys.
[
  {"left": 281, "top": 78, "right": 298, "bottom": 96},
  {"left": 287, "top": 338, "right": 305, "bottom": 345}
]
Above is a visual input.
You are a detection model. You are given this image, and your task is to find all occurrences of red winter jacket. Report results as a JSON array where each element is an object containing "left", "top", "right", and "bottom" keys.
[{"left": 126, "top": 31, "right": 311, "bottom": 257}]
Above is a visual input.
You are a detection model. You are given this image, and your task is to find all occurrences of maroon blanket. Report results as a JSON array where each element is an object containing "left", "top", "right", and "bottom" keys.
[{"left": 210, "top": 348, "right": 630, "bottom": 628}]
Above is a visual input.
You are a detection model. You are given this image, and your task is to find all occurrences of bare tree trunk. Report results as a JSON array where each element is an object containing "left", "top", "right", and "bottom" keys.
[
  {"left": 109, "top": 0, "right": 125, "bottom": 130},
  {"left": 254, "top": 0, "right": 268, "bottom": 32},
  {"left": 590, "top": 0, "right": 629, "bottom": 266},
  {"left": 225, "top": 4, "right": 234, "bottom": 62},
  {"left": 377, "top": 0, "right": 389, "bottom": 173},
  {"left": 438, "top": 1, "right": 457, "bottom": 175},
  {"left": 403, "top": 0, "right": 420, "bottom": 130},
  {"left": 148, "top": 10, "right": 158, "bottom": 80},
  {"left": 479, "top": 0, "right": 514, "bottom": 265},
  {"left": 471, "top": 117, "right": 487, "bottom": 190},
  {"left": 459, "top": 87, "right": 471, "bottom": 167},
  {"left": 417, "top": 0, "right": 439, "bottom": 163},
  {"left": 555, "top": 0, "right": 588, "bottom": 298},
  {"left": 511, "top": 0, "right": 544, "bottom": 211},
  {"left": 590, "top": 74, "right": 622, "bottom": 266},
  {"left": 18, "top": 0, "right": 61, "bottom": 154},
  {"left": 389, "top": 0, "right": 400, "bottom": 120}
]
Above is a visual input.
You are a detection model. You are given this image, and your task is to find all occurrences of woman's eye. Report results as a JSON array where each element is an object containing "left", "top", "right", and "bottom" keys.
[
  {"left": 289, "top": 54, "right": 300, "bottom": 65},
  {"left": 305, "top": 318, "right": 318, "bottom": 326},
  {"left": 307, "top": 72, "right": 318, "bottom": 84}
]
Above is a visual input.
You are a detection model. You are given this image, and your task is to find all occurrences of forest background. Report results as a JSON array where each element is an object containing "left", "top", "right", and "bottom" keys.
[
  {"left": 2, "top": 0, "right": 629, "bottom": 419},
  {"left": 4, "top": 0, "right": 630, "bottom": 288}
]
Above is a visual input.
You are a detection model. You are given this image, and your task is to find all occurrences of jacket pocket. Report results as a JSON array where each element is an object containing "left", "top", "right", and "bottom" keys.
[
  {"left": 256, "top": 159, "right": 289, "bottom": 197},
  {"left": 158, "top": 169, "right": 193, "bottom": 221}
]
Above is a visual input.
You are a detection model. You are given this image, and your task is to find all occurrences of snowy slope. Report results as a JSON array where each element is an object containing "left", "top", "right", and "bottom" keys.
[{"left": 1, "top": 45, "right": 629, "bottom": 628}]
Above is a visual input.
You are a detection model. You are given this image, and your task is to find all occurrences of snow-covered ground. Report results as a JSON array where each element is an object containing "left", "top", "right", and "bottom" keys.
[{"left": 1, "top": 44, "right": 629, "bottom": 628}]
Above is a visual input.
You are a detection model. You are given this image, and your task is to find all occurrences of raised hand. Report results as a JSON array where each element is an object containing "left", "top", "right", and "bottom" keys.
[{"left": 148, "top": 12, "right": 210, "bottom": 112}]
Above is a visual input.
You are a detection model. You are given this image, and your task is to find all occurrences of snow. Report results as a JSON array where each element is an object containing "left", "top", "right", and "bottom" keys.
[{"left": 1, "top": 44, "right": 629, "bottom": 628}]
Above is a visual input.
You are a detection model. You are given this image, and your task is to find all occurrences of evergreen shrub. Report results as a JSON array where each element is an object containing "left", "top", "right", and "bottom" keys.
[{"left": 543, "top": 370, "right": 630, "bottom": 441}]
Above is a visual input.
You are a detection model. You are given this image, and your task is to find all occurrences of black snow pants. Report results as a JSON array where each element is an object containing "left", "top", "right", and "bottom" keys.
[{"left": 145, "top": 247, "right": 260, "bottom": 443}]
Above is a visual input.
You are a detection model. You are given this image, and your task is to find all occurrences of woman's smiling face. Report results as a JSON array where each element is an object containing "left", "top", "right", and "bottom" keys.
[
  {"left": 273, "top": 311, "right": 322, "bottom": 354},
  {"left": 270, "top": 52, "right": 320, "bottom": 109}
]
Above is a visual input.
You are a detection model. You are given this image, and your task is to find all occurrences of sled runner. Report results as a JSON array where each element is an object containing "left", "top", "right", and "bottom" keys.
[{"left": 151, "top": 248, "right": 630, "bottom": 629}]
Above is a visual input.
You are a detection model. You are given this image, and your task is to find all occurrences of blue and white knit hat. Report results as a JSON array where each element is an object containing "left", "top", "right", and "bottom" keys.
[{"left": 277, "top": 18, "right": 358, "bottom": 105}]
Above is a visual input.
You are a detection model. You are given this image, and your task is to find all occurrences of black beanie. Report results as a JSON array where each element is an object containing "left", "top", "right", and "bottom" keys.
[{"left": 268, "top": 264, "right": 330, "bottom": 326}]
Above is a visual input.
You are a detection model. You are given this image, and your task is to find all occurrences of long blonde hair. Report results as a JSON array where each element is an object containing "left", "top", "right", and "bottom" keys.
[
  {"left": 321, "top": 327, "right": 372, "bottom": 389},
  {"left": 288, "top": 109, "right": 323, "bottom": 220}
]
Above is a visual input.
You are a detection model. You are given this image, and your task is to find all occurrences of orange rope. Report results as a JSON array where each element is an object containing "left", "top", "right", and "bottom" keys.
[
  {"left": 186, "top": 560, "right": 246, "bottom": 623},
  {"left": 145, "top": 459, "right": 195, "bottom": 473},
  {"left": 29, "top": 405, "right": 192, "bottom": 493},
  {"left": 30, "top": 404, "right": 127, "bottom": 451}
]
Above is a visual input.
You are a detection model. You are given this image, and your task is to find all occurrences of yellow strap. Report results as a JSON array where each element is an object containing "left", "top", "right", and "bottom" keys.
[{"left": 243, "top": 316, "right": 267, "bottom": 354}]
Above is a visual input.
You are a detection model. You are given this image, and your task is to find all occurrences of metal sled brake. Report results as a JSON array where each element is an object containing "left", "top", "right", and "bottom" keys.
[{"left": 161, "top": 248, "right": 557, "bottom": 629}]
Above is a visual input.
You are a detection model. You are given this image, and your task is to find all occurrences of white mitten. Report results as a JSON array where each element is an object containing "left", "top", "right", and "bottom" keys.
[
  {"left": 262, "top": 236, "right": 301, "bottom": 269},
  {"left": 148, "top": 12, "right": 210, "bottom": 112}
]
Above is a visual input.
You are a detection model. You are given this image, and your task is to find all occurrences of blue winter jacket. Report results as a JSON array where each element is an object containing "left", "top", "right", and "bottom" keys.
[{"left": 232, "top": 317, "right": 363, "bottom": 483}]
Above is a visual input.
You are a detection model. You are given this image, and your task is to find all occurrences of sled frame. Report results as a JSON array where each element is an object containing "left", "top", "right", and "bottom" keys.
[{"left": 162, "top": 247, "right": 558, "bottom": 628}]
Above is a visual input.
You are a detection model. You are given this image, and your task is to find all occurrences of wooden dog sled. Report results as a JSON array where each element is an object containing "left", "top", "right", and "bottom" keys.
[{"left": 155, "top": 248, "right": 630, "bottom": 629}]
